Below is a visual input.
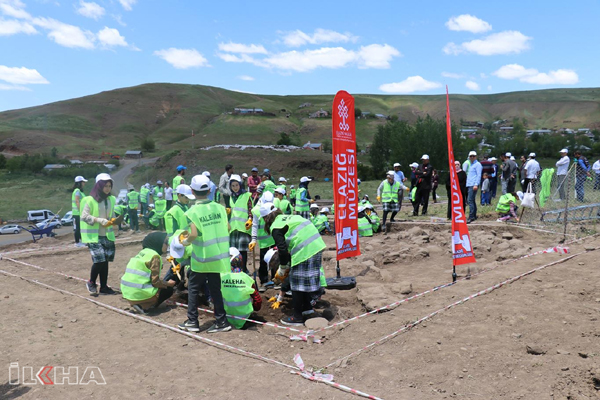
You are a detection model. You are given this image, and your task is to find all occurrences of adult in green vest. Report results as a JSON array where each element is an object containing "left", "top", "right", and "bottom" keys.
[
  {"left": 154, "top": 192, "right": 167, "bottom": 231},
  {"left": 261, "top": 203, "right": 327, "bottom": 326},
  {"left": 289, "top": 185, "right": 297, "bottom": 207},
  {"left": 120, "top": 232, "right": 176, "bottom": 314},
  {"left": 81, "top": 173, "right": 119, "bottom": 296},
  {"left": 139, "top": 183, "right": 150, "bottom": 217},
  {"left": 127, "top": 188, "right": 140, "bottom": 233},
  {"left": 249, "top": 192, "right": 276, "bottom": 291},
  {"left": 152, "top": 180, "right": 164, "bottom": 202},
  {"left": 376, "top": 171, "right": 408, "bottom": 231},
  {"left": 295, "top": 176, "right": 313, "bottom": 218},
  {"left": 276, "top": 177, "right": 287, "bottom": 197},
  {"left": 357, "top": 206, "right": 374, "bottom": 237},
  {"left": 164, "top": 184, "right": 195, "bottom": 237},
  {"left": 364, "top": 204, "right": 381, "bottom": 233},
  {"left": 114, "top": 201, "right": 129, "bottom": 232},
  {"left": 259, "top": 173, "right": 276, "bottom": 195},
  {"left": 273, "top": 187, "right": 292, "bottom": 214},
  {"left": 496, "top": 192, "right": 521, "bottom": 222},
  {"left": 313, "top": 207, "right": 332, "bottom": 234},
  {"left": 221, "top": 247, "right": 262, "bottom": 329},
  {"left": 173, "top": 165, "right": 186, "bottom": 191},
  {"left": 228, "top": 174, "right": 253, "bottom": 274},
  {"left": 178, "top": 174, "right": 232, "bottom": 333},
  {"left": 72, "top": 175, "right": 88, "bottom": 247}
]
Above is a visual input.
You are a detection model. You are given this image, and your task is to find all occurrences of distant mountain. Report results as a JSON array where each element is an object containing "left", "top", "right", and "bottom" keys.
[{"left": 1, "top": 83, "right": 599, "bottom": 156}]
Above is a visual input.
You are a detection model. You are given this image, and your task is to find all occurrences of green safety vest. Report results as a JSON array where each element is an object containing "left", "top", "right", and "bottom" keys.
[
  {"left": 251, "top": 205, "right": 275, "bottom": 249},
  {"left": 277, "top": 199, "right": 292, "bottom": 215},
  {"left": 140, "top": 187, "right": 150, "bottom": 204},
  {"left": 358, "top": 216, "right": 373, "bottom": 237},
  {"left": 290, "top": 188, "right": 297, "bottom": 199},
  {"left": 165, "top": 203, "right": 189, "bottom": 236},
  {"left": 411, "top": 187, "right": 417, "bottom": 202},
  {"left": 319, "top": 266, "right": 327, "bottom": 288},
  {"left": 369, "top": 213, "right": 381, "bottom": 231},
  {"left": 127, "top": 191, "right": 139, "bottom": 210},
  {"left": 496, "top": 193, "right": 517, "bottom": 213},
  {"left": 173, "top": 175, "right": 184, "bottom": 190},
  {"left": 148, "top": 211, "right": 160, "bottom": 227},
  {"left": 270, "top": 215, "right": 326, "bottom": 266},
  {"left": 276, "top": 184, "right": 286, "bottom": 194},
  {"left": 262, "top": 180, "right": 276, "bottom": 194},
  {"left": 295, "top": 187, "right": 309, "bottom": 212},
  {"left": 154, "top": 199, "right": 167, "bottom": 218},
  {"left": 168, "top": 229, "right": 193, "bottom": 262},
  {"left": 80, "top": 196, "right": 116, "bottom": 244},
  {"left": 115, "top": 204, "right": 127, "bottom": 216},
  {"left": 220, "top": 271, "right": 255, "bottom": 329},
  {"left": 229, "top": 192, "right": 251, "bottom": 233},
  {"left": 72, "top": 189, "right": 84, "bottom": 216},
  {"left": 185, "top": 201, "right": 230, "bottom": 273},
  {"left": 382, "top": 180, "right": 400, "bottom": 203},
  {"left": 120, "top": 248, "right": 161, "bottom": 301},
  {"left": 313, "top": 214, "right": 328, "bottom": 233},
  {"left": 153, "top": 186, "right": 164, "bottom": 198}
]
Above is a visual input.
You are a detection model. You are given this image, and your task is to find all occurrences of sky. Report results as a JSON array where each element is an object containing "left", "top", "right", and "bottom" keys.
[{"left": 1, "top": 0, "right": 599, "bottom": 111}]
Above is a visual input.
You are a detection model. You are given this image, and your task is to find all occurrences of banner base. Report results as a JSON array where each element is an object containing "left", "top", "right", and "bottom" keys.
[{"left": 325, "top": 276, "right": 357, "bottom": 290}]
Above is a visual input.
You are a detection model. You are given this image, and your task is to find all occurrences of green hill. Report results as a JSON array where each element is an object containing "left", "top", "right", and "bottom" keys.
[{"left": 1, "top": 83, "right": 600, "bottom": 157}]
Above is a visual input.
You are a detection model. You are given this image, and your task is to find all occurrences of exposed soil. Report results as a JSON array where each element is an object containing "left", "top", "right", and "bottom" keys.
[{"left": 1, "top": 223, "right": 599, "bottom": 399}]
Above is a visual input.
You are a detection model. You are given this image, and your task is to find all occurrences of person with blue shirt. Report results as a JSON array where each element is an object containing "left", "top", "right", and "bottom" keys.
[
  {"left": 465, "top": 151, "right": 482, "bottom": 224},
  {"left": 202, "top": 171, "right": 218, "bottom": 201},
  {"left": 393, "top": 162, "right": 406, "bottom": 210},
  {"left": 573, "top": 151, "right": 591, "bottom": 202}
]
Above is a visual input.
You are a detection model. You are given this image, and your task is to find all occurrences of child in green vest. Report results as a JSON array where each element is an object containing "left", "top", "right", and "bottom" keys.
[
  {"left": 72, "top": 175, "right": 88, "bottom": 247},
  {"left": 228, "top": 174, "right": 253, "bottom": 274}
]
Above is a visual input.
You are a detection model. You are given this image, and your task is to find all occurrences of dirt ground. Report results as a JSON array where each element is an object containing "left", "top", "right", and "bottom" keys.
[{"left": 1, "top": 222, "right": 599, "bottom": 400}]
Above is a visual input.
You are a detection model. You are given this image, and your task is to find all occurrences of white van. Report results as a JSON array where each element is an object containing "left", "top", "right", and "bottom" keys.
[{"left": 27, "top": 209, "right": 60, "bottom": 223}]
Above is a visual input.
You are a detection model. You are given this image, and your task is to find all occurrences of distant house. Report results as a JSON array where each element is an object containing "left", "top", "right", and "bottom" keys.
[
  {"left": 125, "top": 150, "right": 143, "bottom": 159},
  {"left": 43, "top": 164, "right": 68, "bottom": 171},
  {"left": 578, "top": 128, "right": 591, "bottom": 134},
  {"left": 374, "top": 114, "right": 387, "bottom": 119},
  {"left": 70, "top": 159, "right": 83, "bottom": 165},
  {"left": 460, "top": 128, "right": 478, "bottom": 134},
  {"left": 309, "top": 109, "right": 328, "bottom": 118},
  {"left": 526, "top": 129, "right": 552, "bottom": 137},
  {"left": 361, "top": 112, "right": 371, "bottom": 118},
  {"left": 499, "top": 127, "right": 514, "bottom": 132},
  {"left": 298, "top": 102, "right": 312, "bottom": 108},
  {"left": 104, "top": 164, "right": 116, "bottom": 170},
  {"left": 303, "top": 141, "right": 323, "bottom": 151},
  {"left": 233, "top": 108, "right": 264, "bottom": 114},
  {"left": 560, "top": 128, "right": 575, "bottom": 134}
]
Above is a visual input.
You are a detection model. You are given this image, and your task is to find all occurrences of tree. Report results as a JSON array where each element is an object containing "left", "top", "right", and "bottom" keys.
[
  {"left": 0, "top": 154, "right": 6, "bottom": 169},
  {"left": 51, "top": 147, "right": 58, "bottom": 158},
  {"left": 277, "top": 132, "right": 292, "bottom": 146},
  {"left": 354, "top": 108, "right": 362, "bottom": 119},
  {"left": 141, "top": 137, "right": 155, "bottom": 152},
  {"left": 322, "top": 139, "right": 332, "bottom": 153}
]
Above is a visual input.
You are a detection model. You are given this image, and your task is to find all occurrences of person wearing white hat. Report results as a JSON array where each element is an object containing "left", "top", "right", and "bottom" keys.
[
  {"left": 357, "top": 206, "right": 373, "bottom": 237},
  {"left": 139, "top": 183, "right": 151, "bottom": 218},
  {"left": 413, "top": 154, "right": 434, "bottom": 216},
  {"left": 392, "top": 162, "right": 406, "bottom": 207},
  {"left": 294, "top": 176, "right": 313, "bottom": 218},
  {"left": 556, "top": 148, "right": 570, "bottom": 200},
  {"left": 464, "top": 151, "right": 482, "bottom": 224},
  {"left": 152, "top": 180, "right": 164, "bottom": 201},
  {"left": 489, "top": 157, "right": 499, "bottom": 199},
  {"left": 219, "top": 164, "right": 234, "bottom": 208},
  {"left": 72, "top": 176, "right": 88, "bottom": 247},
  {"left": 201, "top": 171, "right": 218, "bottom": 202},
  {"left": 164, "top": 184, "right": 195, "bottom": 237},
  {"left": 228, "top": 174, "right": 254, "bottom": 274},
  {"left": 312, "top": 206, "right": 332, "bottom": 235},
  {"left": 258, "top": 171, "right": 277, "bottom": 198},
  {"left": 153, "top": 192, "right": 168, "bottom": 231},
  {"left": 273, "top": 187, "right": 292, "bottom": 214},
  {"left": 178, "top": 174, "right": 232, "bottom": 333},
  {"left": 260, "top": 202, "right": 327, "bottom": 327},
  {"left": 523, "top": 152, "right": 540, "bottom": 194},
  {"left": 309, "top": 202, "right": 320, "bottom": 222},
  {"left": 276, "top": 177, "right": 288, "bottom": 200},
  {"left": 377, "top": 170, "right": 408, "bottom": 230},
  {"left": 80, "top": 173, "right": 119, "bottom": 295}
]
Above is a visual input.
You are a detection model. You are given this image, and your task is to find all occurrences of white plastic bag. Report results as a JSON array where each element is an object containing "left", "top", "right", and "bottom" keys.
[{"left": 521, "top": 183, "right": 535, "bottom": 208}]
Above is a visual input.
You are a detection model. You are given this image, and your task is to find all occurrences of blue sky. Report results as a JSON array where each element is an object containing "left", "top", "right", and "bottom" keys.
[{"left": 1, "top": 0, "right": 599, "bottom": 111}]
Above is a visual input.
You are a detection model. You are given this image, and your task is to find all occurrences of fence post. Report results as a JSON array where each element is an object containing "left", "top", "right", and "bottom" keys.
[{"left": 562, "top": 168, "right": 571, "bottom": 241}]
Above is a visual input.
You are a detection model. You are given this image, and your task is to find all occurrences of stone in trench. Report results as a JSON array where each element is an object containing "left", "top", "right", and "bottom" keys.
[
  {"left": 399, "top": 282, "right": 412, "bottom": 295},
  {"left": 502, "top": 232, "right": 514, "bottom": 240},
  {"left": 526, "top": 345, "right": 546, "bottom": 355},
  {"left": 304, "top": 317, "right": 328, "bottom": 330}
]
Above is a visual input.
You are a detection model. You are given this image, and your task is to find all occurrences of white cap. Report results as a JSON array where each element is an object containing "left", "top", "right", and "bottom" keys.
[
  {"left": 510, "top": 156, "right": 515, "bottom": 160},
  {"left": 365, "top": 203, "right": 374, "bottom": 210},
  {"left": 559, "top": 148, "right": 568, "bottom": 154},
  {"left": 410, "top": 162, "right": 419, "bottom": 168},
  {"left": 278, "top": 177, "right": 287, "bottom": 182},
  {"left": 528, "top": 152, "right": 536, "bottom": 157},
  {"left": 74, "top": 176, "right": 88, "bottom": 183},
  {"left": 242, "top": 173, "right": 248, "bottom": 178},
  {"left": 264, "top": 248, "right": 277, "bottom": 265},
  {"left": 300, "top": 176, "right": 312, "bottom": 183},
  {"left": 157, "top": 180, "right": 163, "bottom": 185},
  {"left": 148, "top": 203, "right": 155, "bottom": 208},
  {"left": 516, "top": 191, "right": 524, "bottom": 201},
  {"left": 229, "top": 247, "right": 240, "bottom": 261},
  {"left": 95, "top": 173, "right": 112, "bottom": 183},
  {"left": 190, "top": 174, "right": 210, "bottom": 191},
  {"left": 260, "top": 191, "right": 274, "bottom": 204},
  {"left": 468, "top": 151, "right": 477, "bottom": 157},
  {"left": 310, "top": 203, "right": 320, "bottom": 209},
  {"left": 260, "top": 202, "right": 276, "bottom": 218},
  {"left": 176, "top": 184, "right": 195, "bottom": 199},
  {"left": 290, "top": 185, "right": 295, "bottom": 188},
  {"left": 170, "top": 234, "right": 185, "bottom": 259},
  {"left": 274, "top": 187, "right": 286, "bottom": 195},
  {"left": 393, "top": 162, "right": 401, "bottom": 167},
  {"left": 421, "top": 154, "right": 429, "bottom": 160},
  {"left": 386, "top": 170, "right": 395, "bottom": 176},
  {"left": 229, "top": 174, "right": 242, "bottom": 183},
  {"left": 157, "top": 192, "right": 163, "bottom": 198},
  {"left": 490, "top": 157, "right": 497, "bottom": 161},
  {"left": 357, "top": 179, "right": 361, "bottom": 185},
  {"left": 321, "top": 207, "right": 329, "bottom": 213},
  {"left": 505, "top": 152, "right": 512, "bottom": 157},
  {"left": 202, "top": 171, "right": 211, "bottom": 177},
  {"left": 358, "top": 206, "right": 365, "bottom": 213}
]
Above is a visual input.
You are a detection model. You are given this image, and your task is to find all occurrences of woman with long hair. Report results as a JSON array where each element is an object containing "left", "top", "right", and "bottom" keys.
[
  {"left": 80, "top": 173, "right": 118, "bottom": 295},
  {"left": 72, "top": 176, "right": 88, "bottom": 247},
  {"left": 228, "top": 174, "right": 253, "bottom": 273}
]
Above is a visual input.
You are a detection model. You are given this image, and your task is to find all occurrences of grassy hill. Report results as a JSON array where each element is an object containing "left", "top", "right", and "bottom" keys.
[{"left": 1, "top": 83, "right": 600, "bottom": 157}]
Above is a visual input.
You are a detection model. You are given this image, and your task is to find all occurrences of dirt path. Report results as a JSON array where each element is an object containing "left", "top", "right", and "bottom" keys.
[{"left": 111, "top": 158, "right": 158, "bottom": 193}]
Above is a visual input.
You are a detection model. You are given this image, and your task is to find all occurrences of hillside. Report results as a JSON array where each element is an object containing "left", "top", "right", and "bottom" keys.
[{"left": 1, "top": 83, "right": 600, "bottom": 156}]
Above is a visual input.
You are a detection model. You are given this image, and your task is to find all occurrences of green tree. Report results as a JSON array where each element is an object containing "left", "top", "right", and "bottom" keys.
[
  {"left": 354, "top": 108, "right": 362, "bottom": 119},
  {"left": 322, "top": 139, "right": 332, "bottom": 153},
  {"left": 51, "top": 147, "right": 58, "bottom": 158},
  {"left": 277, "top": 132, "right": 292, "bottom": 146},
  {"left": 141, "top": 137, "right": 155, "bottom": 152},
  {"left": 0, "top": 154, "right": 6, "bottom": 169}
]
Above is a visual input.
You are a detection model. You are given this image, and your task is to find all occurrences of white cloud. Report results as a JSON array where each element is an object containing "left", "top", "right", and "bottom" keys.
[
  {"left": 0, "top": 0, "right": 31, "bottom": 19},
  {"left": 0, "top": 65, "right": 49, "bottom": 84},
  {"left": 76, "top": 1, "right": 105, "bottom": 20},
  {"left": 493, "top": 63, "right": 578, "bottom": 85},
  {"left": 237, "top": 75, "right": 254, "bottom": 81},
  {"left": 0, "top": 18, "right": 36, "bottom": 35},
  {"left": 465, "top": 80, "right": 480, "bottom": 91},
  {"left": 356, "top": 44, "right": 400, "bottom": 69},
  {"left": 444, "top": 31, "right": 532, "bottom": 56},
  {"left": 118, "top": 0, "right": 136, "bottom": 11},
  {"left": 441, "top": 71, "right": 464, "bottom": 79},
  {"left": 379, "top": 76, "right": 442, "bottom": 94},
  {"left": 112, "top": 14, "right": 126, "bottom": 27},
  {"left": 32, "top": 17, "right": 96, "bottom": 49},
  {"left": 218, "top": 42, "right": 267, "bottom": 54},
  {"left": 0, "top": 82, "right": 31, "bottom": 91},
  {"left": 97, "top": 26, "right": 127, "bottom": 47},
  {"left": 154, "top": 48, "right": 209, "bottom": 69},
  {"left": 445, "top": 14, "right": 492, "bottom": 33},
  {"left": 281, "top": 28, "right": 358, "bottom": 47}
]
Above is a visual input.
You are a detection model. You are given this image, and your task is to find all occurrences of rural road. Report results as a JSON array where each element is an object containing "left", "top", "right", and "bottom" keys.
[{"left": 0, "top": 157, "right": 157, "bottom": 249}]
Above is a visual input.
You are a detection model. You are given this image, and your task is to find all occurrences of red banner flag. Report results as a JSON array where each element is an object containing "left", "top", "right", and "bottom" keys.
[
  {"left": 446, "top": 87, "right": 476, "bottom": 266},
  {"left": 332, "top": 91, "right": 361, "bottom": 260}
]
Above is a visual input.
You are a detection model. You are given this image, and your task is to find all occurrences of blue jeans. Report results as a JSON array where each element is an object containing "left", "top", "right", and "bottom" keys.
[
  {"left": 575, "top": 176, "right": 585, "bottom": 202},
  {"left": 467, "top": 187, "right": 477, "bottom": 220},
  {"left": 481, "top": 191, "right": 491, "bottom": 205}
]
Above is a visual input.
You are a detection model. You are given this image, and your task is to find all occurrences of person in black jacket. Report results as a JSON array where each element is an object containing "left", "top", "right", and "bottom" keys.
[
  {"left": 446, "top": 161, "right": 468, "bottom": 219},
  {"left": 413, "top": 155, "right": 433, "bottom": 216}
]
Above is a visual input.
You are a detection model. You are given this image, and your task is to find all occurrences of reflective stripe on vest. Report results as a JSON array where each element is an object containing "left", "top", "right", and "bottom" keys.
[
  {"left": 229, "top": 193, "right": 251, "bottom": 233},
  {"left": 121, "top": 281, "right": 154, "bottom": 289},
  {"left": 128, "top": 191, "right": 139, "bottom": 209},
  {"left": 185, "top": 202, "right": 230, "bottom": 273},
  {"left": 72, "top": 189, "right": 83, "bottom": 216},
  {"left": 252, "top": 206, "right": 275, "bottom": 249},
  {"left": 224, "top": 298, "right": 251, "bottom": 307},
  {"left": 313, "top": 215, "right": 327, "bottom": 232},
  {"left": 80, "top": 196, "right": 115, "bottom": 244},
  {"left": 154, "top": 199, "right": 167, "bottom": 218},
  {"left": 271, "top": 215, "right": 326, "bottom": 266},
  {"left": 382, "top": 180, "right": 400, "bottom": 203},
  {"left": 140, "top": 187, "right": 149, "bottom": 203},
  {"left": 165, "top": 204, "right": 188, "bottom": 236},
  {"left": 120, "top": 248, "right": 160, "bottom": 301},
  {"left": 358, "top": 217, "right": 373, "bottom": 237},
  {"left": 295, "top": 188, "right": 309, "bottom": 211},
  {"left": 496, "top": 194, "right": 516, "bottom": 213},
  {"left": 221, "top": 271, "right": 255, "bottom": 329}
]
